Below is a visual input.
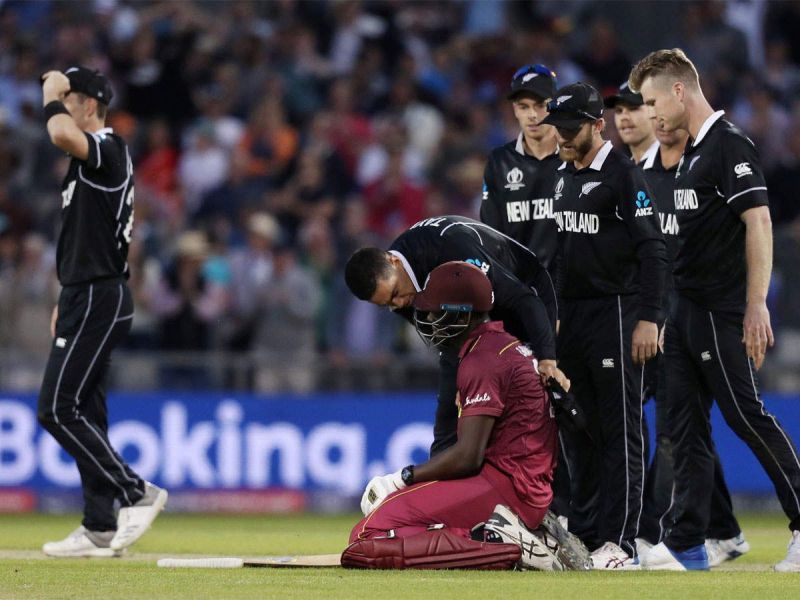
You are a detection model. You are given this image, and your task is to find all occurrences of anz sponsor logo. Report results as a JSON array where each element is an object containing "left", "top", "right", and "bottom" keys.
[
  {"left": 465, "top": 258, "right": 490, "bottom": 274},
  {"left": 634, "top": 190, "right": 653, "bottom": 217},
  {"left": 660, "top": 212, "right": 679, "bottom": 236},
  {"left": 674, "top": 188, "right": 699, "bottom": 211},
  {"left": 554, "top": 211, "right": 600, "bottom": 234},
  {"left": 504, "top": 167, "right": 525, "bottom": 191},
  {"left": 505, "top": 198, "right": 553, "bottom": 223}
]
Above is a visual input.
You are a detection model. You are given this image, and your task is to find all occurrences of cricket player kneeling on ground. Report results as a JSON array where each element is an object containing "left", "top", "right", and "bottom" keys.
[{"left": 341, "top": 262, "right": 590, "bottom": 571}]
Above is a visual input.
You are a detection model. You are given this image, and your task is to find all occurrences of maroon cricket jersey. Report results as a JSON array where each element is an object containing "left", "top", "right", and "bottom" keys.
[{"left": 456, "top": 321, "right": 557, "bottom": 510}]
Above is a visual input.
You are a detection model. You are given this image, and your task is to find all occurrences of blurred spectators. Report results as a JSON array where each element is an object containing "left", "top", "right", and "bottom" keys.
[{"left": 0, "top": 0, "right": 798, "bottom": 392}]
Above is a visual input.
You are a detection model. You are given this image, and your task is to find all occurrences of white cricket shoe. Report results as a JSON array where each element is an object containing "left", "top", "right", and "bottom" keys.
[
  {"left": 110, "top": 482, "right": 168, "bottom": 551},
  {"left": 635, "top": 537, "right": 654, "bottom": 557},
  {"left": 590, "top": 541, "right": 639, "bottom": 570},
  {"left": 43, "top": 526, "right": 121, "bottom": 558},
  {"left": 706, "top": 534, "right": 750, "bottom": 567},
  {"left": 775, "top": 530, "right": 800, "bottom": 572},
  {"left": 483, "top": 505, "right": 564, "bottom": 571},
  {"left": 640, "top": 541, "right": 708, "bottom": 570}
]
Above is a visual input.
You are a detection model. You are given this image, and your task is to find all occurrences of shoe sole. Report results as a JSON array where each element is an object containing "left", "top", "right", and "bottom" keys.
[
  {"left": 539, "top": 510, "right": 592, "bottom": 571},
  {"left": 110, "top": 489, "right": 168, "bottom": 551},
  {"left": 43, "top": 547, "right": 121, "bottom": 558}
]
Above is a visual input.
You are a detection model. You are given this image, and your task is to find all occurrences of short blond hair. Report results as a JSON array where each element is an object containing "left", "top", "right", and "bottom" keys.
[{"left": 629, "top": 48, "right": 700, "bottom": 92}]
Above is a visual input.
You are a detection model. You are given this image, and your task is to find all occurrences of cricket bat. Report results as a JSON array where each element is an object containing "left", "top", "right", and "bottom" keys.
[{"left": 157, "top": 554, "right": 342, "bottom": 569}]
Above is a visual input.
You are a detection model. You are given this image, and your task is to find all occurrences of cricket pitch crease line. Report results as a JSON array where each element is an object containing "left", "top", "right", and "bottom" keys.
[{"left": 157, "top": 554, "right": 342, "bottom": 569}]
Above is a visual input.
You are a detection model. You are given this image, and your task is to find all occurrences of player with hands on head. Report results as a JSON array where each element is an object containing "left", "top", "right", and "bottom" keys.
[
  {"left": 343, "top": 261, "right": 589, "bottom": 571},
  {"left": 38, "top": 67, "right": 167, "bottom": 558}
]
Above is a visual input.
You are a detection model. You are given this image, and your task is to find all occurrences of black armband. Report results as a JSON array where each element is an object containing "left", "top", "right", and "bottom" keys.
[{"left": 44, "top": 100, "right": 70, "bottom": 123}]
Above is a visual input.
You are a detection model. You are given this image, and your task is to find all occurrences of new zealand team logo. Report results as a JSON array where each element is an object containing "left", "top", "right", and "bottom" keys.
[
  {"left": 635, "top": 190, "right": 653, "bottom": 217},
  {"left": 504, "top": 167, "right": 525, "bottom": 191}
]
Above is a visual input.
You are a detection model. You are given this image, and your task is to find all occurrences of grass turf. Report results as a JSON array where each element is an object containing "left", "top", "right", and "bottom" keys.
[{"left": 0, "top": 512, "right": 799, "bottom": 599}]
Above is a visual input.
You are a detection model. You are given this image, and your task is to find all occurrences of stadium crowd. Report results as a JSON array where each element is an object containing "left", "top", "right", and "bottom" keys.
[{"left": 1, "top": 0, "right": 799, "bottom": 391}]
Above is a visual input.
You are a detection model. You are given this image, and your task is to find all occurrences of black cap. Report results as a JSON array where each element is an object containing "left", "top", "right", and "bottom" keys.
[
  {"left": 507, "top": 64, "right": 558, "bottom": 101},
  {"left": 64, "top": 66, "right": 113, "bottom": 105},
  {"left": 603, "top": 81, "right": 644, "bottom": 108},
  {"left": 540, "top": 82, "right": 604, "bottom": 131}
]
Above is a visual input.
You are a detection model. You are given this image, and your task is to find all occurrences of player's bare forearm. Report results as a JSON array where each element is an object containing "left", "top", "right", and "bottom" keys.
[
  {"left": 741, "top": 206, "right": 775, "bottom": 369},
  {"left": 742, "top": 207, "right": 772, "bottom": 305},
  {"left": 413, "top": 416, "right": 494, "bottom": 482}
]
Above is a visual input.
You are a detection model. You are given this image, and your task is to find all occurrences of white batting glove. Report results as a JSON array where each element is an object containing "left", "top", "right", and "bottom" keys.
[{"left": 360, "top": 470, "right": 406, "bottom": 516}]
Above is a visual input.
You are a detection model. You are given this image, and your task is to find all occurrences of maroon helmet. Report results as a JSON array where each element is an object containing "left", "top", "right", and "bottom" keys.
[{"left": 412, "top": 261, "right": 494, "bottom": 347}]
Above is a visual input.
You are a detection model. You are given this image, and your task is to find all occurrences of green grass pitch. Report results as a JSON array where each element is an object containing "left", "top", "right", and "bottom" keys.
[{"left": 1, "top": 512, "right": 799, "bottom": 599}]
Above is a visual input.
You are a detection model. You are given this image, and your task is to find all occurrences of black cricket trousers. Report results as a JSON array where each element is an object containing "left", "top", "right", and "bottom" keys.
[
  {"left": 637, "top": 351, "right": 741, "bottom": 545},
  {"left": 558, "top": 295, "right": 647, "bottom": 557},
  {"left": 665, "top": 295, "right": 800, "bottom": 550},
  {"left": 37, "top": 280, "right": 144, "bottom": 531}
]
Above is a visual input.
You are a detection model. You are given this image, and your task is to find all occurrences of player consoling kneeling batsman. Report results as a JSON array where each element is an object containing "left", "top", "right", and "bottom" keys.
[{"left": 340, "top": 262, "right": 590, "bottom": 570}]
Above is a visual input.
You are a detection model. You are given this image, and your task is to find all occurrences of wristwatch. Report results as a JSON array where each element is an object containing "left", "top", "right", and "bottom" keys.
[{"left": 401, "top": 465, "right": 415, "bottom": 486}]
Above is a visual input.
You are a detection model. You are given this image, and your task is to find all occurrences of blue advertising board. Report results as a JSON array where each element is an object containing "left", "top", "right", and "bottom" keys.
[{"left": 1, "top": 392, "right": 799, "bottom": 497}]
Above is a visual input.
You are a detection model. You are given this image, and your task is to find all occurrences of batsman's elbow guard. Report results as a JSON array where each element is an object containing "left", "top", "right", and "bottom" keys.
[{"left": 341, "top": 528, "right": 521, "bottom": 570}]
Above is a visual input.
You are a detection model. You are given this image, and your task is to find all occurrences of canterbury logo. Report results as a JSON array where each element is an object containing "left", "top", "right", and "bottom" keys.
[{"left": 734, "top": 162, "right": 753, "bottom": 178}]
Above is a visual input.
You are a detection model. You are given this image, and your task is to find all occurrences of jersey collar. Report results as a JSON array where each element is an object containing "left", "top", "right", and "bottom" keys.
[
  {"left": 388, "top": 250, "right": 422, "bottom": 292},
  {"left": 458, "top": 321, "right": 504, "bottom": 358},
  {"left": 91, "top": 127, "right": 114, "bottom": 136},
  {"left": 640, "top": 139, "right": 660, "bottom": 169},
  {"left": 692, "top": 110, "right": 725, "bottom": 147},
  {"left": 588, "top": 140, "right": 613, "bottom": 171},
  {"left": 515, "top": 132, "right": 560, "bottom": 158},
  {"left": 515, "top": 133, "right": 525, "bottom": 155}
]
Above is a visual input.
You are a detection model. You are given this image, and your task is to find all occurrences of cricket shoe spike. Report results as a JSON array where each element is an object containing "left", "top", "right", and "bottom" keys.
[
  {"left": 538, "top": 510, "right": 592, "bottom": 570},
  {"left": 640, "top": 541, "right": 708, "bottom": 571},
  {"left": 110, "top": 482, "right": 168, "bottom": 551},
  {"left": 43, "top": 526, "right": 122, "bottom": 558},
  {"left": 483, "top": 505, "right": 564, "bottom": 571}
]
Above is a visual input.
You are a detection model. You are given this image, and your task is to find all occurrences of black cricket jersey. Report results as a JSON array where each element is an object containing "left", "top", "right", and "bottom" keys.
[
  {"left": 480, "top": 134, "right": 561, "bottom": 271},
  {"left": 672, "top": 111, "right": 769, "bottom": 313},
  {"left": 389, "top": 215, "right": 557, "bottom": 359},
  {"left": 641, "top": 142, "right": 680, "bottom": 294},
  {"left": 554, "top": 141, "right": 666, "bottom": 322},
  {"left": 57, "top": 127, "right": 134, "bottom": 286}
]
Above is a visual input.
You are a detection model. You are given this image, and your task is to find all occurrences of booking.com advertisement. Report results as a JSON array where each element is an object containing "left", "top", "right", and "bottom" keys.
[{"left": 1, "top": 392, "right": 800, "bottom": 513}]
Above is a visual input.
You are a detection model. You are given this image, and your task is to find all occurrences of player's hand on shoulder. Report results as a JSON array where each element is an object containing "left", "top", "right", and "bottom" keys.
[
  {"left": 538, "top": 359, "right": 570, "bottom": 392},
  {"left": 360, "top": 470, "right": 406, "bottom": 516},
  {"left": 743, "top": 301, "right": 774, "bottom": 370},
  {"left": 632, "top": 320, "right": 658, "bottom": 365}
]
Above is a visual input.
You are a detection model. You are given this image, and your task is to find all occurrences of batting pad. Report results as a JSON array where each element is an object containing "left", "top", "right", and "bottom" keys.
[{"left": 157, "top": 554, "right": 342, "bottom": 568}]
